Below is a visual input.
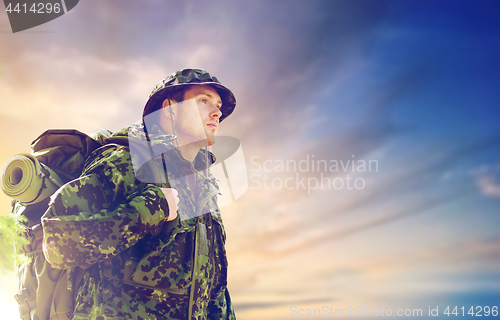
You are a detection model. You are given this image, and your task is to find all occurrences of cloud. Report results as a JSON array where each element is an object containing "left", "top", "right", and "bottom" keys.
[
  {"left": 224, "top": 132, "right": 500, "bottom": 310},
  {"left": 478, "top": 176, "right": 500, "bottom": 197},
  {"left": 473, "top": 166, "right": 500, "bottom": 197},
  {"left": 234, "top": 297, "right": 333, "bottom": 312}
]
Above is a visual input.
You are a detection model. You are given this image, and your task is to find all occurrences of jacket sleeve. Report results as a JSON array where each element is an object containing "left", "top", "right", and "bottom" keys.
[{"left": 41, "top": 145, "right": 169, "bottom": 269}]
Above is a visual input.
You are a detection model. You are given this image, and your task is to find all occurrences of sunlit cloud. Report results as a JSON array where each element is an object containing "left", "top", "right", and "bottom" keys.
[{"left": 473, "top": 166, "right": 500, "bottom": 197}]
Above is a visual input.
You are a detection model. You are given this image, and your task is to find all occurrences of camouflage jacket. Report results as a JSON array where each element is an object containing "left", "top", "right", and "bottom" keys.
[{"left": 41, "top": 123, "right": 235, "bottom": 320}]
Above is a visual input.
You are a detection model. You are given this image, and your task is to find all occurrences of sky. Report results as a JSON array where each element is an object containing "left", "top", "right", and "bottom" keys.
[{"left": 1, "top": 0, "right": 500, "bottom": 319}]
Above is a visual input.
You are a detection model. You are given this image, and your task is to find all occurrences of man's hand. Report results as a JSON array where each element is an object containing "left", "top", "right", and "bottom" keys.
[{"left": 159, "top": 188, "right": 179, "bottom": 221}]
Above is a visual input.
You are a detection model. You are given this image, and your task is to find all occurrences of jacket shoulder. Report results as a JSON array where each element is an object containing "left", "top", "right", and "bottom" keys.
[{"left": 83, "top": 144, "right": 145, "bottom": 197}]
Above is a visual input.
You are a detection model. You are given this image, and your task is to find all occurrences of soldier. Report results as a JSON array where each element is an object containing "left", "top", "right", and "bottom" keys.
[{"left": 41, "top": 69, "right": 237, "bottom": 319}]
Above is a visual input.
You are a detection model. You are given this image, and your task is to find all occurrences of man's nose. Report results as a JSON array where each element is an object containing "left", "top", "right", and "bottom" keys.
[{"left": 211, "top": 105, "right": 222, "bottom": 119}]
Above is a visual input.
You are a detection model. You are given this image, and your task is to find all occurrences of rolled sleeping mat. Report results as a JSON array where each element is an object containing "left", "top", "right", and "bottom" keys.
[{"left": 1, "top": 153, "right": 64, "bottom": 205}]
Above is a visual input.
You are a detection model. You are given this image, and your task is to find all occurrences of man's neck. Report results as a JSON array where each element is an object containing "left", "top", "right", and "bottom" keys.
[{"left": 176, "top": 138, "right": 205, "bottom": 163}]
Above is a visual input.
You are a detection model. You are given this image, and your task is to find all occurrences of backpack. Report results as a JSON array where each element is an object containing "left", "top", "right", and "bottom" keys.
[{"left": 1, "top": 128, "right": 163, "bottom": 320}]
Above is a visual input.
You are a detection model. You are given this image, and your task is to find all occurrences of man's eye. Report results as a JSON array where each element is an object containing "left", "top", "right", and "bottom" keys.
[{"left": 200, "top": 99, "right": 208, "bottom": 104}]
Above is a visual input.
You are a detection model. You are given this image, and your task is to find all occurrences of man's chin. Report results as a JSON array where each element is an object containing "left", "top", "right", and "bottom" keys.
[{"left": 206, "top": 133, "right": 217, "bottom": 146}]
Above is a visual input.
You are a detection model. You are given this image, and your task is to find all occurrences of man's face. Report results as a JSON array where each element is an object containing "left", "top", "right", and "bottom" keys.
[{"left": 168, "top": 84, "right": 222, "bottom": 146}]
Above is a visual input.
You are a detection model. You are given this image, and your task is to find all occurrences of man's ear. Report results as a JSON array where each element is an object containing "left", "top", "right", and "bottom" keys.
[{"left": 162, "top": 98, "right": 177, "bottom": 118}]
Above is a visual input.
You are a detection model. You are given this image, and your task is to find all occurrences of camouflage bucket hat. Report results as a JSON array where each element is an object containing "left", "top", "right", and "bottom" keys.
[{"left": 143, "top": 68, "right": 236, "bottom": 122}]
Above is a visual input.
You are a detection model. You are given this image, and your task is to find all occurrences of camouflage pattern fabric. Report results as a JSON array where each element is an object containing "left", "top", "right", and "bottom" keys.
[{"left": 41, "top": 123, "right": 235, "bottom": 320}]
